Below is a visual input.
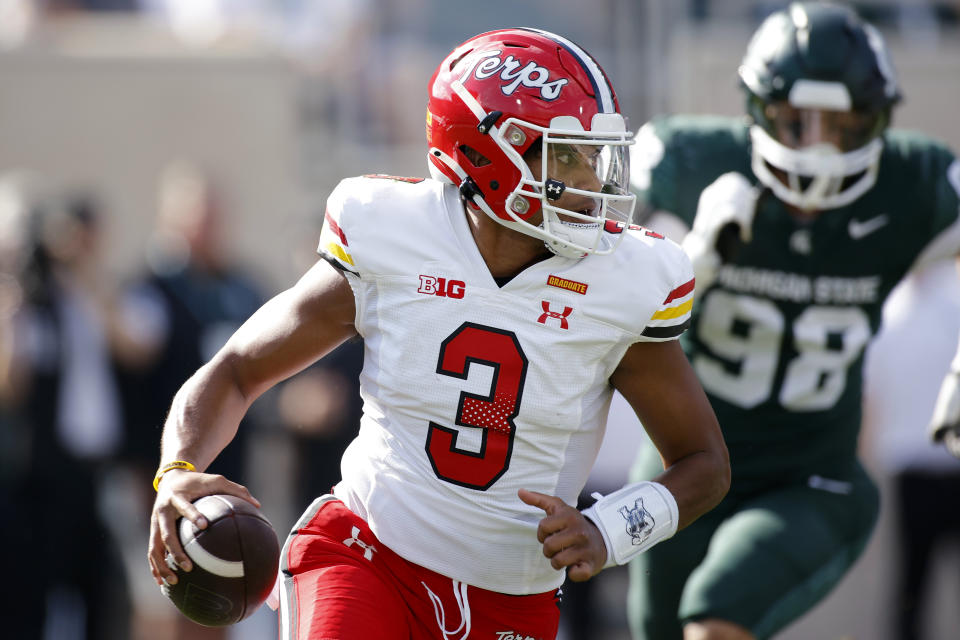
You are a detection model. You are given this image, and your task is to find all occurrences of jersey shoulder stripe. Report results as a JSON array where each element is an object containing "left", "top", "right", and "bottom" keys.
[
  {"left": 663, "top": 277, "right": 695, "bottom": 303},
  {"left": 643, "top": 276, "right": 695, "bottom": 339},
  {"left": 642, "top": 317, "right": 691, "bottom": 339},
  {"left": 325, "top": 210, "right": 349, "bottom": 246},
  {"left": 651, "top": 298, "right": 693, "bottom": 321},
  {"left": 319, "top": 209, "right": 357, "bottom": 272},
  {"left": 603, "top": 228, "right": 696, "bottom": 342}
]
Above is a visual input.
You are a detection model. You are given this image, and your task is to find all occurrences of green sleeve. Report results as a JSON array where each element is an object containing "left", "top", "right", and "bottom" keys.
[{"left": 632, "top": 114, "right": 753, "bottom": 228}]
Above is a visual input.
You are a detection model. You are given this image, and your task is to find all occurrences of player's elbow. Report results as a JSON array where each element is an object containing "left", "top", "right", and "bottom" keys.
[
  {"left": 695, "top": 413, "right": 731, "bottom": 509},
  {"left": 214, "top": 348, "right": 268, "bottom": 405},
  {"left": 686, "top": 444, "right": 730, "bottom": 531},
  {"left": 710, "top": 443, "right": 731, "bottom": 505},
  {"left": 681, "top": 439, "right": 730, "bottom": 515}
]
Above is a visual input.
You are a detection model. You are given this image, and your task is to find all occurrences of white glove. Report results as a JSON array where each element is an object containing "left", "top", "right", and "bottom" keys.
[
  {"left": 681, "top": 172, "right": 760, "bottom": 290},
  {"left": 929, "top": 369, "right": 960, "bottom": 459}
]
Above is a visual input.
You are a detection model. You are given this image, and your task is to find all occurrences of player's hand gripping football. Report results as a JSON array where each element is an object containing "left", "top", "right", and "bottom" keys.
[
  {"left": 518, "top": 489, "right": 607, "bottom": 582},
  {"left": 681, "top": 171, "right": 760, "bottom": 290},
  {"left": 929, "top": 368, "right": 960, "bottom": 459},
  {"left": 148, "top": 468, "right": 260, "bottom": 587}
]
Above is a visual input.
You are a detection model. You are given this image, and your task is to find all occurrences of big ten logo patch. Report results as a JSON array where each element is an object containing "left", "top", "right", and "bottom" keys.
[{"left": 418, "top": 275, "right": 466, "bottom": 299}]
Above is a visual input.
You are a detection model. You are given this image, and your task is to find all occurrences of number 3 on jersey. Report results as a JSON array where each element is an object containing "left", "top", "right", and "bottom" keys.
[{"left": 426, "top": 322, "right": 528, "bottom": 490}]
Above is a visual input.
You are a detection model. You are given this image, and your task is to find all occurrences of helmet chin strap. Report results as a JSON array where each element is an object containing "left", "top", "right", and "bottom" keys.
[
  {"left": 540, "top": 211, "right": 603, "bottom": 259},
  {"left": 428, "top": 147, "right": 467, "bottom": 185},
  {"left": 476, "top": 191, "right": 587, "bottom": 259}
]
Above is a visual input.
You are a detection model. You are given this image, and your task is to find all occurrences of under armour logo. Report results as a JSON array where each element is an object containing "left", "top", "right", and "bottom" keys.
[
  {"left": 538, "top": 301, "right": 573, "bottom": 329},
  {"left": 544, "top": 179, "right": 565, "bottom": 201},
  {"left": 342, "top": 526, "right": 377, "bottom": 560}
]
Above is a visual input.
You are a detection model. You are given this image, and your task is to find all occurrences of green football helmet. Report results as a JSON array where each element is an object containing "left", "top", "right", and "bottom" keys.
[{"left": 739, "top": 2, "right": 902, "bottom": 210}]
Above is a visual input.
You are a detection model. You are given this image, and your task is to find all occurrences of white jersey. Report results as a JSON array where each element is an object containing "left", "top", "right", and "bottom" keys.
[{"left": 318, "top": 175, "right": 693, "bottom": 594}]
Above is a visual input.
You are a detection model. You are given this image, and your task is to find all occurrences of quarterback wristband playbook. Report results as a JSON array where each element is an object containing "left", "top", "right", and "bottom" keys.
[
  {"left": 581, "top": 481, "right": 679, "bottom": 568},
  {"left": 153, "top": 460, "right": 197, "bottom": 491}
]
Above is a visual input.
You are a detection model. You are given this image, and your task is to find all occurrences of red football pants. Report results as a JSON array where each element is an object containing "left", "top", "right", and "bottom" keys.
[{"left": 278, "top": 496, "right": 560, "bottom": 640}]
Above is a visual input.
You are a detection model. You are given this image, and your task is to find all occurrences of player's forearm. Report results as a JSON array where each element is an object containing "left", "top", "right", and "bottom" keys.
[
  {"left": 158, "top": 354, "right": 255, "bottom": 473},
  {"left": 580, "top": 433, "right": 728, "bottom": 570},
  {"left": 654, "top": 445, "right": 730, "bottom": 530},
  {"left": 610, "top": 339, "right": 731, "bottom": 528}
]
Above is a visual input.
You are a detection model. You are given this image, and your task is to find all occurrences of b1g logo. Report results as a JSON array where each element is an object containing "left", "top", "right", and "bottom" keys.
[
  {"left": 459, "top": 49, "right": 568, "bottom": 100},
  {"left": 418, "top": 275, "right": 465, "bottom": 299}
]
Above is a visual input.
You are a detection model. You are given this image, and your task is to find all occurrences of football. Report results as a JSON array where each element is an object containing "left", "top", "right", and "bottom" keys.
[{"left": 161, "top": 494, "right": 281, "bottom": 627}]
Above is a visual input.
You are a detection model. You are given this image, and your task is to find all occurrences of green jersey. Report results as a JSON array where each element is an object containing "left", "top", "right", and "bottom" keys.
[{"left": 635, "top": 114, "right": 960, "bottom": 490}]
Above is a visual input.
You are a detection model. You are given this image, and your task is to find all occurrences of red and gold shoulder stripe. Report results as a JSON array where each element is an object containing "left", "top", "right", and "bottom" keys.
[
  {"left": 642, "top": 278, "right": 695, "bottom": 339},
  {"left": 318, "top": 209, "right": 355, "bottom": 269}
]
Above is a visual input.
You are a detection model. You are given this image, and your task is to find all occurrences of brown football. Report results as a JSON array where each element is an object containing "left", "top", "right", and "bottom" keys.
[{"left": 161, "top": 494, "right": 280, "bottom": 627}]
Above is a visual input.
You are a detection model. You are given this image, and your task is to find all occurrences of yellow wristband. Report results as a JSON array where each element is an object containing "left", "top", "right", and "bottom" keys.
[{"left": 153, "top": 460, "right": 197, "bottom": 491}]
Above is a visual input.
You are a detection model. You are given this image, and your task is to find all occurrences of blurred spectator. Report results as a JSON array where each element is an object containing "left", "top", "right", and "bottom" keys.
[
  {"left": 0, "top": 174, "right": 130, "bottom": 640},
  {"left": 114, "top": 160, "right": 265, "bottom": 639},
  {"left": 0, "top": 172, "right": 30, "bottom": 465},
  {"left": 274, "top": 216, "right": 363, "bottom": 518},
  {"left": 864, "top": 260, "right": 960, "bottom": 640},
  {"left": 46, "top": 0, "right": 138, "bottom": 11},
  {"left": 278, "top": 337, "right": 363, "bottom": 511},
  {"left": 120, "top": 160, "right": 263, "bottom": 478},
  {"left": 0, "top": 173, "right": 34, "bottom": 638}
]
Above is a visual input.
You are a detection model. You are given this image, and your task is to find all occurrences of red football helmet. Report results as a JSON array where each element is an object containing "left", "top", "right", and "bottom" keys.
[{"left": 426, "top": 28, "right": 635, "bottom": 259}]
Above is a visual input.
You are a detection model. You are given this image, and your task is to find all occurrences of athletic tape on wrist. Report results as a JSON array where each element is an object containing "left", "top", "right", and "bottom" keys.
[{"left": 581, "top": 481, "right": 679, "bottom": 568}]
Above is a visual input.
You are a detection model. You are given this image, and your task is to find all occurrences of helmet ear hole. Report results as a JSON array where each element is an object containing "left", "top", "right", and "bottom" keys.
[{"left": 459, "top": 145, "right": 491, "bottom": 168}]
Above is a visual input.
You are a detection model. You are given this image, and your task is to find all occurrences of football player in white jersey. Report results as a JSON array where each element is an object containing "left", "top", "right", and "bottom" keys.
[{"left": 147, "top": 29, "right": 730, "bottom": 639}]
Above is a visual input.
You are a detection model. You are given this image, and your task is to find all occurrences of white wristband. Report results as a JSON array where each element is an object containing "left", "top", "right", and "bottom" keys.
[{"left": 581, "top": 481, "right": 679, "bottom": 569}]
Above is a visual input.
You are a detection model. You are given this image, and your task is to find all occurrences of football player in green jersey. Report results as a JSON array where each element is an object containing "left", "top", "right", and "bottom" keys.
[{"left": 626, "top": 3, "right": 960, "bottom": 639}]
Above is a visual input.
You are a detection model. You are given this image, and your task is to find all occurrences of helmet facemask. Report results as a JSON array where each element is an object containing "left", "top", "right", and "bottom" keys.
[
  {"left": 498, "top": 114, "right": 635, "bottom": 259},
  {"left": 737, "top": 3, "right": 901, "bottom": 212},
  {"left": 748, "top": 96, "right": 890, "bottom": 211}
]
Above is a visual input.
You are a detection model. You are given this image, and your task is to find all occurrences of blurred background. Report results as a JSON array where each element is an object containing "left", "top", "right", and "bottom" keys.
[{"left": 0, "top": 1, "right": 957, "bottom": 639}]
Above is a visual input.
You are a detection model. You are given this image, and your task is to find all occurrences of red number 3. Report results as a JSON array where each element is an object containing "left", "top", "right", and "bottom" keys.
[{"left": 426, "top": 322, "right": 528, "bottom": 490}]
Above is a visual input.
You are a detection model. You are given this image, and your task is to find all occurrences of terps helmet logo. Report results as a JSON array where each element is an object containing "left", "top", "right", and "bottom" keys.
[
  {"left": 619, "top": 498, "right": 655, "bottom": 546},
  {"left": 459, "top": 49, "right": 569, "bottom": 101}
]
